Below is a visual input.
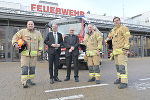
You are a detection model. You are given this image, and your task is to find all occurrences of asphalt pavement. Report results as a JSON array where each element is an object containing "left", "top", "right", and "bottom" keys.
[{"left": 0, "top": 57, "right": 150, "bottom": 100}]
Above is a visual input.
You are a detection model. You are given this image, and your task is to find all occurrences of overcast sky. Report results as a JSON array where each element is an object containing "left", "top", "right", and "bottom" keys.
[{"left": 5, "top": 0, "right": 150, "bottom": 17}]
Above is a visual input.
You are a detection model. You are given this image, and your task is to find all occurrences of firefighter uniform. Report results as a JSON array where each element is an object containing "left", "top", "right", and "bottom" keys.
[
  {"left": 108, "top": 24, "right": 130, "bottom": 88},
  {"left": 83, "top": 31, "right": 103, "bottom": 84},
  {"left": 12, "top": 28, "right": 43, "bottom": 86}
]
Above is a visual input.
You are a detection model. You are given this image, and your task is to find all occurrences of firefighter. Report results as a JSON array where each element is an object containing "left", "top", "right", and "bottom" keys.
[
  {"left": 83, "top": 24, "right": 103, "bottom": 84},
  {"left": 93, "top": 25, "right": 103, "bottom": 65},
  {"left": 12, "top": 21, "right": 43, "bottom": 88},
  {"left": 105, "top": 17, "right": 131, "bottom": 89}
]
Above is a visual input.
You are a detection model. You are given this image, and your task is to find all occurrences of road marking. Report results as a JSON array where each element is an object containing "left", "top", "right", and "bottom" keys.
[
  {"left": 139, "top": 78, "right": 150, "bottom": 81},
  {"left": 45, "top": 84, "right": 109, "bottom": 93},
  {"left": 48, "top": 94, "right": 84, "bottom": 100},
  {"left": 131, "top": 82, "right": 150, "bottom": 90}
]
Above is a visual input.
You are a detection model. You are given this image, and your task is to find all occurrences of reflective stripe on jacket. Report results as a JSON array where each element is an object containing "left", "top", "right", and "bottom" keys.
[{"left": 12, "top": 29, "right": 43, "bottom": 56}]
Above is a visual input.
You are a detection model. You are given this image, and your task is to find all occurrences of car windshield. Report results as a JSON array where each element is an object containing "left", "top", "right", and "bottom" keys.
[{"left": 57, "top": 23, "right": 81, "bottom": 36}]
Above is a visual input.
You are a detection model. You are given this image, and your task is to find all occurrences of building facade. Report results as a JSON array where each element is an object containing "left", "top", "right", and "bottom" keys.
[{"left": 0, "top": 1, "right": 150, "bottom": 61}]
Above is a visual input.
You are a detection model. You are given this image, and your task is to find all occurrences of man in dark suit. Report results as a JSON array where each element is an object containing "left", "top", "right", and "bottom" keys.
[
  {"left": 63, "top": 28, "right": 79, "bottom": 82},
  {"left": 44, "top": 24, "right": 63, "bottom": 84}
]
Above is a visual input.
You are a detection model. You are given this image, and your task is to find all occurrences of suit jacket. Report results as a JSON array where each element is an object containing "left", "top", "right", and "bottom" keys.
[
  {"left": 63, "top": 34, "right": 79, "bottom": 57},
  {"left": 44, "top": 32, "right": 63, "bottom": 54}
]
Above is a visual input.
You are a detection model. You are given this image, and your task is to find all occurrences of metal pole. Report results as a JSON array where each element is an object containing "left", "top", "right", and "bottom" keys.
[{"left": 122, "top": 0, "right": 125, "bottom": 18}]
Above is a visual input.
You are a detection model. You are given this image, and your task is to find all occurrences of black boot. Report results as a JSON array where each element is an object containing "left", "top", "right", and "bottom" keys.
[
  {"left": 114, "top": 79, "right": 121, "bottom": 84},
  {"left": 23, "top": 84, "right": 29, "bottom": 88},
  {"left": 54, "top": 77, "right": 62, "bottom": 82},
  {"left": 23, "top": 83, "right": 29, "bottom": 88},
  {"left": 50, "top": 79, "right": 54, "bottom": 84},
  {"left": 75, "top": 77, "right": 79, "bottom": 82},
  {"left": 64, "top": 77, "right": 70, "bottom": 81},
  {"left": 23, "top": 81, "right": 29, "bottom": 88},
  {"left": 118, "top": 83, "right": 128, "bottom": 89},
  {"left": 95, "top": 80, "right": 101, "bottom": 84},
  {"left": 88, "top": 77, "right": 95, "bottom": 82},
  {"left": 27, "top": 79, "right": 36, "bottom": 85}
]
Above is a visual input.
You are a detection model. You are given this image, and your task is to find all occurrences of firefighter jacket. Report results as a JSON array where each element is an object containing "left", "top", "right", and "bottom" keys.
[
  {"left": 108, "top": 24, "right": 131, "bottom": 55},
  {"left": 83, "top": 31, "right": 103, "bottom": 56},
  {"left": 12, "top": 28, "right": 43, "bottom": 56}
]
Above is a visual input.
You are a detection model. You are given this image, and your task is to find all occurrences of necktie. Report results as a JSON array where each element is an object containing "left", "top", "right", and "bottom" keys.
[{"left": 54, "top": 32, "right": 58, "bottom": 44}]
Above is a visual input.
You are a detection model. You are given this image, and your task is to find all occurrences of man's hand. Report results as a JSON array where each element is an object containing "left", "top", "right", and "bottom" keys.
[
  {"left": 56, "top": 44, "right": 60, "bottom": 47},
  {"left": 96, "top": 50, "right": 100, "bottom": 55},
  {"left": 123, "top": 50, "right": 129, "bottom": 55},
  {"left": 38, "top": 51, "right": 42, "bottom": 56},
  {"left": 69, "top": 49, "right": 72, "bottom": 52},
  {"left": 51, "top": 44, "right": 57, "bottom": 47},
  {"left": 14, "top": 44, "right": 20, "bottom": 49},
  {"left": 104, "top": 40, "right": 108, "bottom": 44},
  {"left": 70, "top": 46, "right": 74, "bottom": 50},
  {"left": 104, "top": 37, "right": 111, "bottom": 45},
  {"left": 51, "top": 44, "right": 60, "bottom": 47}
]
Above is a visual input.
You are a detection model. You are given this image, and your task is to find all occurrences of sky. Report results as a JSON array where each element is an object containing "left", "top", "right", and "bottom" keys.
[{"left": 4, "top": 0, "right": 150, "bottom": 18}]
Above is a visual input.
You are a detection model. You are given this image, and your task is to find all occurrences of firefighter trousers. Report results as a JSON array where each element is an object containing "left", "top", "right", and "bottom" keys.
[
  {"left": 87, "top": 55, "right": 101, "bottom": 80},
  {"left": 21, "top": 56, "right": 37, "bottom": 85},
  {"left": 114, "top": 53, "right": 128, "bottom": 83}
]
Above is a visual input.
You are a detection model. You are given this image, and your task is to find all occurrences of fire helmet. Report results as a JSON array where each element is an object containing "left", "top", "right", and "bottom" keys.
[{"left": 16, "top": 39, "right": 27, "bottom": 53}]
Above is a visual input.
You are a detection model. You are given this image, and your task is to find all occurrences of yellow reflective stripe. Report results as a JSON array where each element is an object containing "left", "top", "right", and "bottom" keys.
[
  {"left": 121, "top": 77, "right": 128, "bottom": 78},
  {"left": 97, "top": 36, "right": 102, "bottom": 40},
  {"left": 21, "top": 50, "right": 38, "bottom": 56},
  {"left": 120, "top": 74, "right": 127, "bottom": 76},
  {"left": 86, "top": 51, "right": 91, "bottom": 56},
  {"left": 113, "top": 49, "right": 123, "bottom": 55},
  {"left": 117, "top": 73, "right": 120, "bottom": 75},
  {"left": 86, "top": 50, "right": 97, "bottom": 56},
  {"left": 21, "top": 75, "right": 35, "bottom": 79},
  {"left": 120, "top": 76, "right": 128, "bottom": 78},
  {"left": 87, "top": 51, "right": 93, "bottom": 54},
  {"left": 29, "top": 75, "right": 35, "bottom": 79},
  {"left": 95, "top": 73, "right": 100, "bottom": 77},
  {"left": 117, "top": 73, "right": 120, "bottom": 78},
  {"left": 21, "top": 75, "right": 29, "bottom": 79},
  {"left": 97, "top": 45, "right": 102, "bottom": 50},
  {"left": 30, "top": 51, "right": 38, "bottom": 56},
  {"left": 39, "top": 47, "right": 43, "bottom": 50},
  {"left": 31, "top": 51, "right": 37, "bottom": 55},
  {"left": 125, "top": 32, "right": 130, "bottom": 35},
  {"left": 109, "top": 53, "right": 114, "bottom": 61},
  {"left": 21, "top": 50, "right": 29, "bottom": 56},
  {"left": 120, "top": 74, "right": 128, "bottom": 78},
  {"left": 124, "top": 44, "right": 130, "bottom": 49},
  {"left": 89, "top": 73, "right": 95, "bottom": 77},
  {"left": 89, "top": 73, "right": 95, "bottom": 75}
]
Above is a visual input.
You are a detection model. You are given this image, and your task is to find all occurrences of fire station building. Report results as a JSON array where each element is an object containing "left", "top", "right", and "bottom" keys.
[{"left": 0, "top": 1, "right": 150, "bottom": 61}]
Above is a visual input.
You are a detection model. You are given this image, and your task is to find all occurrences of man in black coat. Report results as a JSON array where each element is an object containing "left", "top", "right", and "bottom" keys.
[
  {"left": 44, "top": 24, "right": 63, "bottom": 84},
  {"left": 63, "top": 28, "right": 79, "bottom": 82}
]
